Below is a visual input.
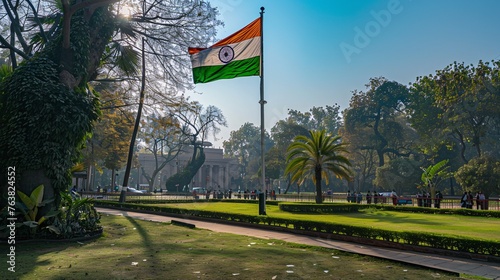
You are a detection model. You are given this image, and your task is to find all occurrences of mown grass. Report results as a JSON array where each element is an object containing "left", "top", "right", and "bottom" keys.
[
  {"left": 1, "top": 215, "right": 479, "bottom": 280},
  {"left": 154, "top": 202, "right": 500, "bottom": 241}
]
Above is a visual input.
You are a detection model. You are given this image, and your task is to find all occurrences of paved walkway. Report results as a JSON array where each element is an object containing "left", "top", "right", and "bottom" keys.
[{"left": 97, "top": 208, "right": 500, "bottom": 279}]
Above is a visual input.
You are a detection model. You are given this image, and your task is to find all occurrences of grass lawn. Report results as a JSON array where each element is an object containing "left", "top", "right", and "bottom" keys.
[
  {"left": 155, "top": 202, "right": 500, "bottom": 241},
  {"left": 1, "top": 215, "right": 477, "bottom": 280}
]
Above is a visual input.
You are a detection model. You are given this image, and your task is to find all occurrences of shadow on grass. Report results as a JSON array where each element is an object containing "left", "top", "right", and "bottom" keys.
[{"left": 1, "top": 238, "right": 89, "bottom": 279}]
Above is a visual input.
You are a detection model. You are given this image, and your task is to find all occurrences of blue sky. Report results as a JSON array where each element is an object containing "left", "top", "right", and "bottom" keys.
[{"left": 189, "top": 0, "right": 500, "bottom": 148}]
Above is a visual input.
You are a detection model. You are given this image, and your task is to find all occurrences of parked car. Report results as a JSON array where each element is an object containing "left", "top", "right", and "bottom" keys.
[{"left": 127, "top": 187, "right": 147, "bottom": 194}]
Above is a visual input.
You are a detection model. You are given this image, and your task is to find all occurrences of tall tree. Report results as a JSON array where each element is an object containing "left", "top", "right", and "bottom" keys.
[
  {"left": 373, "top": 157, "right": 422, "bottom": 195},
  {"left": 287, "top": 104, "right": 342, "bottom": 134},
  {"left": 285, "top": 130, "right": 352, "bottom": 204},
  {"left": 408, "top": 60, "right": 500, "bottom": 163},
  {"left": 340, "top": 125, "right": 378, "bottom": 192},
  {"left": 165, "top": 101, "right": 226, "bottom": 191},
  {"left": 139, "top": 114, "right": 184, "bottom": 191},
  {"left": 455, "top": 155, "right": 500, "bottom": 200},
  {"left": 268, "top": 120, "right": 308, "bottom": 193},
  {"left": 92, "top": 101, "right": 134, "bottom": 189},
  {"left": 1, "top": 0, "right": 116, "bottom": 208},
  {"left": 223, "top": 122, "right": 272, "bottom": 185},
  {"left": 0, "top": 0, "right": 222, "bottom": 208},
  {"left": 343, "top": 78, "right": 412, "bottom": 167}
]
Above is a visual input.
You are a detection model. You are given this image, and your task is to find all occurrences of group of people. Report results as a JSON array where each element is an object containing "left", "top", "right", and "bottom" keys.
[
  {"left": 204, "top": 189, "right": 233, "bottom": 199},
  {"left": 346, "top": 190, "right": 364, "bottom": 204},
  {"left": 416, "top": 191, "right": 443, "bottom": 208},
  {"left": 195, "top": 188, "right": 279, "bottom": 200},
  {"left": 461, "top": 191, "right": 487, "bottom": 210},
  {"left": 345, "top": 190, "right": 399, "bottom": 205},
  {"left": 237, "top": 189, "right": 277, "bottom": 200}
]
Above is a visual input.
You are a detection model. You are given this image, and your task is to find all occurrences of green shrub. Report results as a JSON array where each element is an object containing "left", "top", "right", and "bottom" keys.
[{"left": 46, "top": 192, "right": 101, "bottom": 238}]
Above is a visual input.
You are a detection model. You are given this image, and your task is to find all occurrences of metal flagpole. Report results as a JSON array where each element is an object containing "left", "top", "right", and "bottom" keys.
[{"left": 258, "top": 6, "right": 267, "bottom": 215}]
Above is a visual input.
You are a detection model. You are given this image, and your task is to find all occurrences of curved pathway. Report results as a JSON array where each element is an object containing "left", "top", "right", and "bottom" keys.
[{"left": 97, "top": 207, "right": 500, "bottom": 279}]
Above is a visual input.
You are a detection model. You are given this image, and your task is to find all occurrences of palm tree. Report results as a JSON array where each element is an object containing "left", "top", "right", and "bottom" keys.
[{"left": 285, "top": 130, "right": 353, "bottom": 204}]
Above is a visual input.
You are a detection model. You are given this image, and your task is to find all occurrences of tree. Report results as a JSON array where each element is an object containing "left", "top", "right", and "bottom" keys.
[
  {"left": 409, "top": 61, "right": 500, "bottom": 163},
  {"left": 80, "top": 87, "right": 136, "bottom": 189},
  {"left": 343, "top": 78, "right": 412, "bottom": 167},
  {"left": 0, "top": 0, "right": 222, "bottom": 208},
  {"left": 342, "top": 78, "right": 416, "bottom": 193},
  {"left": 223, "top": 122, "right": 272, "bottom": 184},
  {"left": 420, "top": 159, "right": 451, "bottom": 200},
  {"left": 165, "top": 101, "right": 226, "bottom": 191},
  {"left": 268, "top": 120, "right": 309, "bottom": 193},
  {"left": 287, "top": 104, "right": 342, "bottom": 134},
  {"left": 139, "top": 114, "right": 184, "bottom": 192},
  {"left": 0, "top": 0, "right": 114, "bottom": 209},
  {"left": 285, "top": 130, "right": 352, "bottom": 204},
  {"left": 373, "top": 157, "right": 422, "bottom": 195},
  {"left": 455, "top": 155, "right": 500, "bottom": 199}
]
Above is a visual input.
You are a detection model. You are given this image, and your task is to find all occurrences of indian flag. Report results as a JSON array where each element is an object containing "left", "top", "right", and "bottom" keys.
[{"left": 189, "top": 18, "right": 261, "bottom": 84}]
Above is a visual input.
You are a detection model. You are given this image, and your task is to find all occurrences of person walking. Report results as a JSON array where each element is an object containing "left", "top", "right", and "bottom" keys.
[
  {"left": 478, "top": 191, "right": 486, "bottom": 210},
  {"left": 466, "top": 191, "right": 474, "bottom": 209},
  {"left": 391, "top": 189, "right": 398, "bottom": 206},
  {"left": 435, "top": 191, "right": 443, "bottom": 208},
  {"left": 460, "top": 191, "right": 467, "bottom": 208},
  {"left": 475, "top": 192, "right": 480, "bottom": 210}
]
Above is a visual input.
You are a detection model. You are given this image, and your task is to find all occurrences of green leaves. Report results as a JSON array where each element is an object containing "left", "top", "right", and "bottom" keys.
[
  {"left": 409, "top": 60, "right": 500, "bottom": 162},
  {"left": 420, "top": 159, "right": 450, "bottom": 186},
  {"left": 15, "top": 184, "right": 59, "bottom": 236},
  {"left": 285, "top": 130, "right": 352, "bottom": 203},
  {"left": 17, "top": 185, "right": 45, "bottom": 221},
  {"left": 455, "top": 155, "right": 500, "bottom": 197}
]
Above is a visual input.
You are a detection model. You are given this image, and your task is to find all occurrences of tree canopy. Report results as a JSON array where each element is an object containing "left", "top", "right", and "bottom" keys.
[
  {"left": 285, "top": 130, "right": 352, "bottom": 203},
  {"left": 0, "top": 0, "right": 222, "bottom": 208}
]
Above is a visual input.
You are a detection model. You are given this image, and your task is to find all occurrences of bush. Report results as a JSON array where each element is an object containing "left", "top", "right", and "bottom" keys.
[
  {"left": 278, "top": 202, "right": 500, "bottom": 218},
  {"left": 0, "top": 190, "right": 101, "bottom": 240}
]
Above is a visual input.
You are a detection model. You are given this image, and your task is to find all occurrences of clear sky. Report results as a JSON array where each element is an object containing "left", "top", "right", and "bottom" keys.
[{"left": 187, "top": 0, "right": 500, "bottom": 148}]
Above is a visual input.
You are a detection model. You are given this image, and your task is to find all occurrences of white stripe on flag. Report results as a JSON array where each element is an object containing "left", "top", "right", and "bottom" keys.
[{"left": 190, "top": 37, "right": 261, "bottom": 68}]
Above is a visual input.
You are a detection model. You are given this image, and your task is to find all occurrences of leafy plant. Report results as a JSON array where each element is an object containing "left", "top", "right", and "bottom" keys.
[
  {"left": 285, "top": 130, "right": 352, "bottom": 204},
  {"left": 46, "top": 191, "right": 101, "bottom": 238},
  {"left": 420, "top": 159, "right": 451, "bottom": 197},
  {"left": 16, "top": 185, "right": 59, "bottom": 234}
]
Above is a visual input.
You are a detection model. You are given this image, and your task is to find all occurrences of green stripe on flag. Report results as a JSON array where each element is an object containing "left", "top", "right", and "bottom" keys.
[{"left": 193, "top": 56, "right": 260, "bottom": 84}]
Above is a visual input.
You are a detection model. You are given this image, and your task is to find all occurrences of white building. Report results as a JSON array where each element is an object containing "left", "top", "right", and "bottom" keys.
[{"left": 138, "top": 147, "right": 240, "bottom": 191}]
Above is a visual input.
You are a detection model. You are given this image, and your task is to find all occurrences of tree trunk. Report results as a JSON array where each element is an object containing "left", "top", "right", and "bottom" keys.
[
  {"left": 315, "top": 166, "right": 323, "bottom": 204},
  {"left": 454, "top": 129, "right": 468, "bottom": 163},
  {"left": 120, "top": 38, "right": 146, "bottom": 203},
  {"left": 1, "top": 5, "right": 116, "bottom": 211}
]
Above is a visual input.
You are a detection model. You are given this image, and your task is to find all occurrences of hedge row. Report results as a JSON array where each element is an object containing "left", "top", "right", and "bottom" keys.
[
  {"left": 279, "top": 202, "right": 500, "bottom": 218},
  {"left": 375, "top": 205, "right": 500, "bottom": 218},
  {"left": 95, "top": 201, "right": 500, "bottom": 257},
  {"left": 123, "top": 198, "right": 280, "bottom": 206}
]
